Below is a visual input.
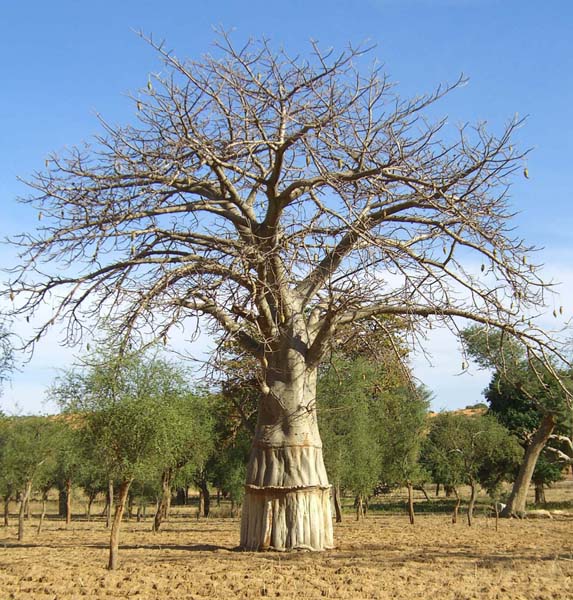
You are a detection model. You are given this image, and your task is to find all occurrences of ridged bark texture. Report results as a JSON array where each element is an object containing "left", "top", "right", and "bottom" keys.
[{"left": 240, "top": 441, "right": 333, "bottom": 550}]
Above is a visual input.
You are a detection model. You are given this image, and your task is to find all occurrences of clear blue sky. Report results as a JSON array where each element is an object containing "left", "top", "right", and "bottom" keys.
[{"left": 1, "top": 0, "right": 572, "bottom": 413}]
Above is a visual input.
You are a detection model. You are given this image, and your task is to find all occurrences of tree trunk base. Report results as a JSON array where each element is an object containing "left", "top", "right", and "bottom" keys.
[{"left": 240, "top": 486, "right": 333, "bottom": 551}]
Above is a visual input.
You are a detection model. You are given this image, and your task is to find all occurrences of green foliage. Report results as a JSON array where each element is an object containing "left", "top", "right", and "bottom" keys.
[
  {"left": 318, "top": 355, "right": 429, "bottom": 497},
  {"left": 422, "top": 413, "right": 523, "bottom": 497},
  {"left": 463, "top": 325, "right": 573, "bottom": 488},
  {"left": 50, "top": 347, "right": 213, "bottom": 485},
  {"left": 0, "top": 416, "right": 59, "bottom": 496}
]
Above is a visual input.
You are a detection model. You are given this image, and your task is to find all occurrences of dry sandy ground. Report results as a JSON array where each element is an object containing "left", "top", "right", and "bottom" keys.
[{"left": 1, "top": 508, "right": 572, "bottom": 600}]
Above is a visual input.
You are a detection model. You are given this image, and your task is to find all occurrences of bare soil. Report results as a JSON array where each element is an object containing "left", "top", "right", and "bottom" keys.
[{"left": 1, "top": 485, "right": 572, "bottom": 599}]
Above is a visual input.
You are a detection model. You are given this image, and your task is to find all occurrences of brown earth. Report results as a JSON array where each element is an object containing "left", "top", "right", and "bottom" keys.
[{"left": 1, "top": 487, "right": 572, "bottom": 600}]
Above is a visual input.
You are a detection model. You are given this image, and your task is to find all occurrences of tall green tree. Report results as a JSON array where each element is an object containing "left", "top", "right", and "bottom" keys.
[
  {"left": 8, "top": 33, "right": 570, "bottom": 550},
  {"left": 318, "top": 354, "right": 429, "bottom": 522},
  {"left": 462, "top": 325, "right": 572, "bottom": 517}
]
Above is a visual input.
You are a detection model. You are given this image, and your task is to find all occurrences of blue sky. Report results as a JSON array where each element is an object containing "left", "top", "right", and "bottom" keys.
[{"left": 1, "top": 0, "right": 572, "bottom": 413}]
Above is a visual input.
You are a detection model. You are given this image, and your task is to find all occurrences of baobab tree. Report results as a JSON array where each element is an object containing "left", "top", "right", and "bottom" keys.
[{"left": 5, "top": 33, "right": 570, "bottom": 550}]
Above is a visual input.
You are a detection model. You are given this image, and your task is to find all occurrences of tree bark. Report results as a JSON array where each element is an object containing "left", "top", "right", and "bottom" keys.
[
  {"left": 333, "top": 482, "right": 342, "bottom": 523},
  {"left": 407, "top": 482, "right": 415, "bottom": 525},
  {"left": 501, "top": 413, "right": 556, "bottom": 518},
  {"left": 240, "top": 355, "right": 333, "bottom": 551},
  {"left": 198, "top": 477, "right": 210, "bottom": 518},
  {"left": 534, "top": 482, "right": 546, "bottom": 505},
  {"left": 108, "top": 479, "right": 132, "bottom": 571},
  {"left": 58, "top": 486, "right": 67, "bottom": 518},
  {"left": 467, "top": 481, "right": 477, "bottom": 527},
  {"left": 106, "top": 479, "right": 114, "bottom": 529},
  {"left": 3, "top": 495, "right": 10, "bottom": 527},
  {"left": 18, "top": 480, "right": 33, "bottom": 541},
  {"left": 153, "top": 468, "right": 172, "bottom": 532},
  {"left": 65, "top": 478, "right": 72, "bottom": 525},
  {"left": 355, "top": 494, "right": 365, "bottom": 521},
  {"left": 36, "top": 494, "right": 47, "bottom": 536},
  {"left": 452, "top": 487, "right": 461, "bottom": 524},
  {"left": 86, "top": 492, "right": 97, "bottom": 522}
]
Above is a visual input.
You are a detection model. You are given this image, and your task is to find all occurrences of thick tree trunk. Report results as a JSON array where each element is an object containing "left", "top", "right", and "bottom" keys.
[
  {"left": 501, "top": 413, "right": 555, "bottom": 518},
  {"left": 108, "top": 479, "right": 132, "bottom": 571},
  {"left": 467, "top": 481, "right": 477, "bottom": 527},
  {"left": 153, "top": 468, "right": 172, "bottom": 532},
  {"left": 65, "top": 478, "right": 72, "bottom": 525},
  {"left": 407, "top": 482, "right": 415, "bottom": 525},
  {"left": 18, "top": 480, "right": 33, "bottom": 541},
  {"left": 240, "top": 359, "right": 333, "bottom": 551},
  {"left": 106, "top": 479, "right": 114, "bottom": 529},
  {"left": 333, "top": 482, "right": 342, "bottom": 523}
]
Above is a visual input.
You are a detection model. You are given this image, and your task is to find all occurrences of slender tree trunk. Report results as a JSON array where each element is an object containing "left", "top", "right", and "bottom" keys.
[
  {"left": 501, "top": 413, "right": 555, "bottom": 518},
  {"left": 416, "top": 484, "right": 431, "bottom": 502},
  {"left": 18, "top": 480, "right": 33, "bottom": 541},
  {"left": 65, "top": 478, "right": 72, "bottom": 525},
  {"left": 106, "top": 479, "right": 114, "bottom": 529},
  {"left": 435, "top": 482, "right": 440, "bottom": 497},
  {"left": 333, "top": 482, "right": 342, "bottom": 523},
  {"left": 216, "top": 489, "right": 221, "bottom": 507},
  {"left": 534, "top": 482, "right": 546, "bottom": 505},
  {"left": 153, "top": 468, "right": 172, "bottom": 532},
  {"left": 58, "top": 487, "right": 67, "bottom": 518},
  {"left": 407, "top": 482, "right": 415, "bottom": 525},
  {"left": 198, "top": 477, "right": 210, "bottom": 518},
  {"left": 355, "top": 494, "right": 365, "bottom": 521},
  {"left": 108, "top": 479, "right": 132, "bottom": 571},
  {"left": 3, "top": 495, "right": 10, "bottom": 527},
  {"left": 86, "top": 492, "right": 96, "bottom": 522},
  {"left": 36, "top": 493, "right": 47, "bottom": 536},
  {"left": 240, "top": 354, "right": 333, "bottom": 551},
  {"left": 467, "top": 481, "right": 477, "bottom": 527},
  {"left": 452, "top": 487, "right": 461, "bottom": 524}
]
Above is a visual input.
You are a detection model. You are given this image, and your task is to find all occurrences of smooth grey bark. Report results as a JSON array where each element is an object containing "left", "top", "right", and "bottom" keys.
[{"left": 501, "top": 413, "right": 556, "bottom": 518}]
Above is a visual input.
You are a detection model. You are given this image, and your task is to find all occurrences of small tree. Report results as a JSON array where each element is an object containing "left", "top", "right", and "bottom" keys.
[
  {"left": 423, "top": 413, "right": 522, "bottom": 526},
  {"left": 53, "top": 348, "right": 200, "bottom": 569},
  {"left": 0, "top": 416, "right": 57, "bottom": 540},
  {"left": 151, "top": 388, "right": 214, "bottom": 532}
]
